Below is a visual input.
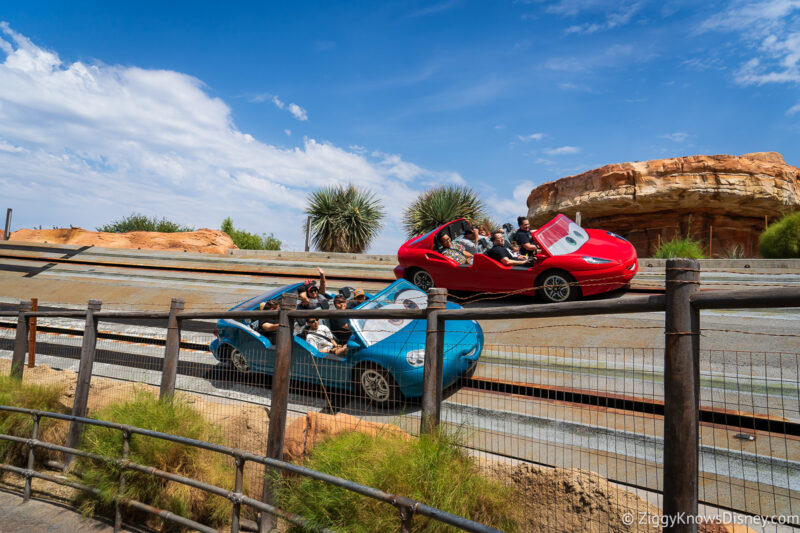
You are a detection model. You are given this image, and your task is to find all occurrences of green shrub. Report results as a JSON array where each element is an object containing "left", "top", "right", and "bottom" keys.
[
  {"left": 97, "top": 213, "right": 194, "bottom": 233},
  {"left": 221, "top": 217, "right": 281, "bottom": 250},
  {"left": 0, "top": 375, "right": 66, "bottom": 467},
  {"left": 280, "top": 430, "right": 522, "bottom": 532},
  {"left": 76, "top": 390, "right": 236, "bottom": 528},
  {"left": 653, "top": 236, "right": 707, "bottom": 259},
  {"left": 760, "top": 211, "right": 800, "bottom": 258}
]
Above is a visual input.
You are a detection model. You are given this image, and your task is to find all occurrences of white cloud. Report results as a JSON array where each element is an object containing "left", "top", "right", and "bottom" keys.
[
  {"left": 660, "top": 132, "right": 689, "bottom": 142},
  {"left": 545, "top": 43, "right": 654, "bottom": 72},
  {"left": 542, "top": 146, "right": 581, "bottom": 155},
  {"left": 700, "top": 0, "right": 800, "bottom": 85},
  {"left": 563, "top": 1, "right": 643, "bottom": 34},
  {"left": 486, "top": 180, "right": 536, "bottom": 220},
  {"left": 788, "top": 102, "right": 800, "bottom": 114},
  {"left": 268, "top": 95, "right": 308, "bottom": 121},
  {"left": 0, "top": 23, "right": 460, "bottom": 252},
  {"left": 517, "top": 133, "right": 545, "bottom": 141},
  {"left": 284, "top": 129, "right": 292, "bottom": 136}
]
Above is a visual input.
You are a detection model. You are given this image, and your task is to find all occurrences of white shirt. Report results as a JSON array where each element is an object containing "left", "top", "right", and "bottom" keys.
[{"left": 305, "top": 324, "right": 337, "bottom": 352}]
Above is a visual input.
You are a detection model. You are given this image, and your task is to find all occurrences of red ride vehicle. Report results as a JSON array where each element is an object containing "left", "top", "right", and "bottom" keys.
[{"left": 394, "top": 215, "right": 638, "bottom": 303}]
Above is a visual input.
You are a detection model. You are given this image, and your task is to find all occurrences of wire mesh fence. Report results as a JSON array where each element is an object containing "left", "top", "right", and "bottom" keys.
[{"left": 2, "top": 269, "right": 800, "bottom": 531}]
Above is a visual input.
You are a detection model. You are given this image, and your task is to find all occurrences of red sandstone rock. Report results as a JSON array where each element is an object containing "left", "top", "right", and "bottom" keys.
[
  {"left": 526, "top": 152, "right": 800, "bottom": 257},
  {"left": 7, "top": 227, "right": 237, "bottom": 254}
]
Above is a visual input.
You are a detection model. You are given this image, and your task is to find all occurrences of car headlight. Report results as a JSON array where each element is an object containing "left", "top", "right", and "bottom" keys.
[
  {"left": 462, "top": 345, "right": 478, "bottom": 358},
  {"left": 583, "top": 256, "right": 612, "bottom": 264},
  {"left": 406, "top": 349, "right": 425, "bottom": 367}
]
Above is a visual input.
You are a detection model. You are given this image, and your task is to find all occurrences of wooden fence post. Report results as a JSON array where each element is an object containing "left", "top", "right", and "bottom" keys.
[
  {"left": 3, "top": 208, "right": 11, "bottom": 240},
  {"left": 159, "top": 298, "right": 185, "bottom": 399},
  {"left": 663, "top": 259, "right": 700, "bottom": 533},
  {"left": 65, "top": 299, "right": 102, "bottom": 469},
  {"left": 10, "top": 300, "right": 32, "bottom": 380},
  {"left": 260, "top": 291, "right": 296, "bottom": 533},
  {"left": 421, "top": 288, "right": 447, "bottom": 434},
  {"left": 27, "top": 298, "right": 38, "bottom": 368}
]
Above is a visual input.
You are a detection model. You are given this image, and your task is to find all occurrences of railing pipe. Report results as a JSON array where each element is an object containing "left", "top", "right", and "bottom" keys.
[
  {"left": 23, "top": 413, "right": 39, "bottom": 502},
  {"left": 159, "top": 298, "right": 184, "bottom": 399},
  {"left": 27, "top": 298, "right": 37, "bottom": 368},
  {"left": 114, "top": 428, "right": 131, "bottom": 532},
  {"left": 10, "top": 300, "right": 32, "bottom": 380},
  {"left": 261, "top": 291, "right": 297, "bottom": 533},
  {"left": 421, "top": 288, "right": 447, "bottom": 434},
  {"left": 65, "top": 299, "right": 102, "bottom": 469},
  {"left": 231, "top": 455, "right": 244, "bottom": 533},
  {"left": 662, "top": 259, "right": 700, "bottom": 533}
]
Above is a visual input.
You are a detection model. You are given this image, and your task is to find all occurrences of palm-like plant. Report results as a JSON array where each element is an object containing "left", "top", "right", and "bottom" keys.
[
  {"left": 403, "top": 185, "right": 487, "bottom": 238},
  {"left": 305, "top": 184, "right": 385, "bottom": 253}
]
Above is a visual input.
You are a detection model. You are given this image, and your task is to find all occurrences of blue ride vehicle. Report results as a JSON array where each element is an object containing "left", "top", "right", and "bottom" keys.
[{"left": 209, "top": 279, "right": 483, "bottom": 405}]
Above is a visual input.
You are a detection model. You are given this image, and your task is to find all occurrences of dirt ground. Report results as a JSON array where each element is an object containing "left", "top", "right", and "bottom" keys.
[
  {"left": 7, "top": 227, "right": 236, "bottom": 254},
  {"left": 2, "top": 360, "right": 751, "bottom": 532}
]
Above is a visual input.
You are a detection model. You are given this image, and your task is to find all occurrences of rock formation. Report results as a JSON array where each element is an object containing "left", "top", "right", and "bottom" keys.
[
  {"left": 526, "top": 152, "right": 800, "bottom": 257},
  {"left": 7, "top": 227, "right": 237, "bottom": 254}
]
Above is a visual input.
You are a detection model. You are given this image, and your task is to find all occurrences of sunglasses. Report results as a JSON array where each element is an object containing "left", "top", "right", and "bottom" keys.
[{"left": 307, "top": 319, "right": 318, "bottom": 323}]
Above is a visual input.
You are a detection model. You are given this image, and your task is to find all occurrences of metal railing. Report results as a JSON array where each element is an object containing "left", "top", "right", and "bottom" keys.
[{"left": 0, "top": 405, "right": 501, "bottom": 533}]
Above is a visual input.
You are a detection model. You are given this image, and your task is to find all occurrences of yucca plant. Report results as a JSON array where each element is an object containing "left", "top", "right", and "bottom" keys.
[
  {"left": 403, "top": 185, "right": 487, "bottom": 238},
  {"left": 305, "top": 185, "right": 385, "bottom": 253}
]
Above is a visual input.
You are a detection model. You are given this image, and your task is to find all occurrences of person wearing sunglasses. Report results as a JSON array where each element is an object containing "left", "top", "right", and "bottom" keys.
[
  {"left": 304, "top": 317, "right": 348, "bottom": 356},
  {"left": 299, "top": 266, "right": 330, "bottom": 310}
]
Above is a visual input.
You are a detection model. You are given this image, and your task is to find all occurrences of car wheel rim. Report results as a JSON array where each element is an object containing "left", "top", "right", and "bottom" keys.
[
  {"left": 360, "top": 368, "right": 390, "bottom": 402},
  {"left": 412, "top": 270, "right": 434, "bottom": 291},
  {"left": 230, "top": 349, "right": 250, "bottom": 373},
  {"left": 543, "top": 274, "right": 571, "bottom": 302}
]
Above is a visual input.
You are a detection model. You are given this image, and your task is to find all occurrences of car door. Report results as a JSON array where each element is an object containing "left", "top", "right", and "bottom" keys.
[{"left": 290, "top": 336, "right": 351, "bottom": 391}]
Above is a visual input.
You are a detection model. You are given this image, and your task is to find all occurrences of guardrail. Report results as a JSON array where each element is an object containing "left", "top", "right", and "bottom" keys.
[
  {"left": 4, "top": 258, "right": 800, "bottom": 532},
  {"left": 0, "top": 405, "right": 502, "bottom": 533}
]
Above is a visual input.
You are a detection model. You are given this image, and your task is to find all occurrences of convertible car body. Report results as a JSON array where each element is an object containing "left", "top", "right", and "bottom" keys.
[
  {"left": 209, "top": 279, "right": 483, "bottom": 404},
  {"left": 394, "top": 215, "right": 638, "bottom": 303}
]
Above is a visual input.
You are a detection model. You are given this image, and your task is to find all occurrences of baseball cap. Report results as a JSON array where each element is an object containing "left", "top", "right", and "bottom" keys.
[{"left": 353, "top": 288, "right": 365, "bottom": 298}]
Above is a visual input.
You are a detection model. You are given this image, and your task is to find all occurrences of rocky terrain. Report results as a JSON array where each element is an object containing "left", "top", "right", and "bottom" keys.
[
  {"left": 5, "top": 227, "right": 236, "bottom": 254},
  {"left": 526, "top": 152, "right": 800, "bottom": 257}
]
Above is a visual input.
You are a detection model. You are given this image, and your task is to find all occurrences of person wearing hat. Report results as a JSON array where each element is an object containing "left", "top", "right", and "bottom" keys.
[
  {"left": 456, "top": 225, "right": 491, "bottom": 255},
  {"left": 250, "top": 299, "right": 280, "bottom": 344},
  {"left": 346, "top": 288, "right": 368, "bottom": 309},
  {"left": 299, "top": 267, "right": 330, "bottom": 310}
]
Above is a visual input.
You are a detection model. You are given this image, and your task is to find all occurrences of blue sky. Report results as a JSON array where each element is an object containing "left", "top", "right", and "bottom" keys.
[{"left": 1, "top": 1, "right": 799, "bottom": 252}]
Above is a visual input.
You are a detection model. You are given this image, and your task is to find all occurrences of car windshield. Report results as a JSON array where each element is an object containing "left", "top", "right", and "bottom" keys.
[
  {"left": 536, "top": 214, "right": 589, "bottom": 256},
  {"left": 408, "top": 228, "right": 437, "bottom": 247},
  {"left": 350, "top": 280, "right": 428, "bottom": 347}
]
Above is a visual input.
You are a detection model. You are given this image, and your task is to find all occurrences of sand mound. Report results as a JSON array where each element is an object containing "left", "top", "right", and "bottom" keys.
[{"left": 8, "top": 227, "right": 236, "bottom": 254}]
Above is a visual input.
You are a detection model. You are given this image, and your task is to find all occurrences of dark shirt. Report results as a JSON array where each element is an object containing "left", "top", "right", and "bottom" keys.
[
  {"left": 513, "top": 230, "right": 536, "bottom": 256},
  {"left": 329, "top": 317, "right": 352, "bottom": 344},
  {"left": 250, "top": 320, "right": 277, "bottom": 345},
  {"left": 346, "top": 299, "right": 365, "bottom": 309},
  {"left": 487, "top": 244, "right": 513, "bottom": 263}
]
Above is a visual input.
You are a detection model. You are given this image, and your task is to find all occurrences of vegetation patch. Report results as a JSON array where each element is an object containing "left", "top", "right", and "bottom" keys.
[
  {"left": 279, "top": 430, "right": 522, "bottom": 532},
  {"left": 403, "top": 185, "right": 487, "bottom": 238},
  {"left": 97, "top": 213, "right": 195, "bottom": 233},
  {"left": 0, "top": 375, "right": 66, "bottom": 468},
  {"left": 305, "top": 184, "right": 385, "bottom": 253},
  {"left": 221, "top": 216, "right": 281, "bottom": 250},
  {"left": 653, "top": 236, "right": 706, "bottom": 259},
  {"left": 760, "top": 211, "right": 800, "bottom": 258},
  {"left": 76, "top": 390, "right": 239, "bottom": 529}
]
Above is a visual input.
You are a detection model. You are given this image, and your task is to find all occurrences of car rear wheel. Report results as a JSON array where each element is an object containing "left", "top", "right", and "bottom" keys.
[
  {"left": 356, "top": 363, "right": 400, "bottom": 405},
  {"left": 537, "top": 270, "right": 579, "bottom": 303},
  {"left": 409, "top": 269, "right": 434, "bottom": 292},
  {"left": 230, "top": 348, "right": 251, "bottom": 373}
]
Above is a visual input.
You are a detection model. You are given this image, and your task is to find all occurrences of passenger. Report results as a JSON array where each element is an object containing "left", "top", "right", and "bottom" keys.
[
  {"left": 329, "top": 295, "right": 352, "bottom": 344},
  {"left": 456, "top": 225, "right": 491, "bottom": 255},
  {"left": 251, "top": 300, "right": 280, "bottom": 344},
  {"left": 478, "top": 225, "right": 490, "bottom": 238},
  {"left": 487, "top": 231, "right": 535, "bottom": 267},
  {"left": 304, "top": 317, "right": 348, "bottom": 356},
  {"left": 438, "top": 233, "right": 472, "bottom": 265},
  {"left": 346, "top": 288, "right": 368, "bottom": 309},
  {"left": 510, "top": 242, "right": 525, "bottom": 259},
  {"left": 298, "top": 267, "right": 329, "bottom": 310},
  {"left": 512, "top": 217, "right": 541, "bottom": 258}
]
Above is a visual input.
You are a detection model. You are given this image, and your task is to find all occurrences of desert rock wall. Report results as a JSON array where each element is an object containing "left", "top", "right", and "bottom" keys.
[{"left": 526, "top": 152, "right": 800, "bottom": 257}]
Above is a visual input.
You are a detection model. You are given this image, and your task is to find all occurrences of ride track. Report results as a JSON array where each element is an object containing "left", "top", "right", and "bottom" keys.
[{"left": 1, "top": 319, "right": 797, "bottom": 441}]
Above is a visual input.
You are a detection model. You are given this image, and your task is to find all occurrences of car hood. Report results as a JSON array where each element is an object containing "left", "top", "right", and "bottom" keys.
[{"left": 575, "top": 229, "right": 637, "bottom": 263}]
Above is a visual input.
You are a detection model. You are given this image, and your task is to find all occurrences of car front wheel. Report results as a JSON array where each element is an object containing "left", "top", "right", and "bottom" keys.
[
  {"left": 409, "top": 269, "right": 434, "bottom": 291},
  {"left": 537, "top": 270, "right": 579, "bottom": 303},
  {"left": 356, "top": 364, "right": 400, "bottom": 405}
]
